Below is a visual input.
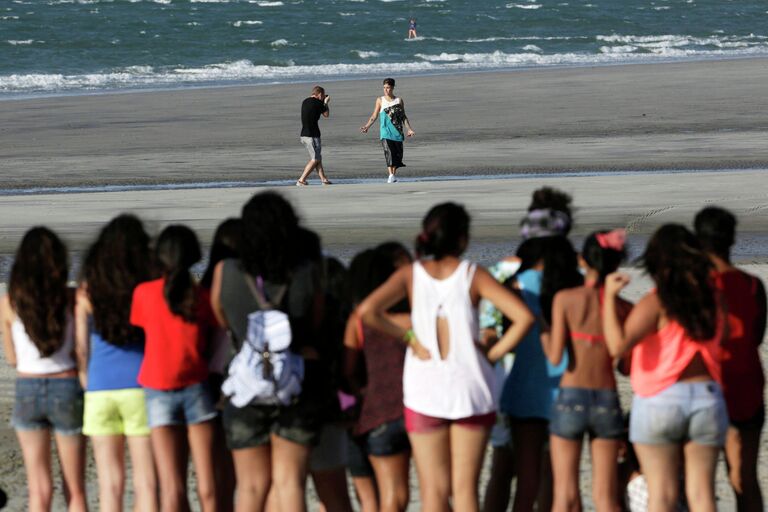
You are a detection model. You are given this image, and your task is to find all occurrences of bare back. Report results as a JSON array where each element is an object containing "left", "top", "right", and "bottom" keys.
[{"left": 559, "top": 285, "right": 631, "bottom": 389}]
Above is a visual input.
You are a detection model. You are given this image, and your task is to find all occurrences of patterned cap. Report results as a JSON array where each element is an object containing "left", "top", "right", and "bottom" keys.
[{"left": 520, "top": 208, "right": 571, "bottom": 239}]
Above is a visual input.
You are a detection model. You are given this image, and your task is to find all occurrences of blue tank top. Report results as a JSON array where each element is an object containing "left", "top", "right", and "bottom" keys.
[
  {"left": 86, "top": 326, "right": 144, "bottom": 391},
  {"left": 499, "top": 269, "right": 567, "bottom": 420}
]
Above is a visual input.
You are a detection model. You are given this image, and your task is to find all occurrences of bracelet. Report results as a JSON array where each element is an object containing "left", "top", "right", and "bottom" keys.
[{"left": 403, "top": 329, "right": 416, "bottom": 346}]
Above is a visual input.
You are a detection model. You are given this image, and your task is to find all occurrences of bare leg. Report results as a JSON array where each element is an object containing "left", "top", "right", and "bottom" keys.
[
  {"left": 232, "top": 446, "right": 271, "bottom": 512},
  {"left": 270, "top": 434, "right": 311, "bottom": 512},
  {"left": 511, "top": 420, "right": 548, "bottom": 512},
  {"left": 297, "top": 160, "right": 317, "bottom": 183},
  {"left": 683, "top": 441, "right": 719, "bottom": 512},
  {"left": 126, "top": 435, "right": 158, "bottom": 512},
  {"left": 351, "top": 475, "right": 379, "bottom": 512},
  {"left": 550, "top": 435, "right": 583, "bottom": 512},
  {"left": 151, "top": 425, "right": 191, "bottom": 512},
  {"left": 188, "top": 421, "right": 218, "bottom": 512},
  {"left": 482, "top": 445, "right": 515, "bottom": 512},
  {"left": 312, "top": 468, "right": 354, "bottom": 512},
  {"left": 450, "top": 424, "right": 490, "bottom": 512},
  {"left": 91, "top": 435, "right": 125, "bottom": 512},
  {"left": 590, "top": 438, "right": 620, "bottom": 512},
  {"left": 724, "top": 425, "right": 764, "bottom": 512},
  {"left": 370, "top": 453, "right": 410, "bottom": 512},
  {"left": 633, "top": 443, "right": 681, "bottom": 512},
  {"left": 17, "top": 429, "right": 54, "bottom": 512},
  {"left": 54, "top": 432, "right": 87, "bottom": 512},
  {"left": 315, "top": 162, "right": 331, "bottom": 183},
  {"left": 211, "top": 418, "right": 235, "bottom": 512},
  {"left": 409, "top": 427, "right": 451, "bottom": 512}
]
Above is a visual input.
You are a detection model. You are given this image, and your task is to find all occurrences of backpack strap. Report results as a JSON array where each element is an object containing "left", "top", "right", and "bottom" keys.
[{"left": 244, "top": 275, "right": 288, "bottom": 311}]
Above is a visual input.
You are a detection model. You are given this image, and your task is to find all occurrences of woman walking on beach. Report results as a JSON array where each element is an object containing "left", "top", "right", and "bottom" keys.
[
  {"left": 360, "top": 78, "right": 415, "bottom": 183},
  {"left": 75, "top": 215, "right": 158, "bottom": 512},
  {"left": 695, "top": 207, "right": 766, "bottom": 512},
  {"left": 344, "top": 245, "right": 413, "bottom": 512},
  {"left": 211, "top": 191, "right": 325, "bottom": 512},
  {"left": 1, "top": 227, "right": 87, "bottom": 512},
  {"left": 541, "top": 229, "right": 632, "bottom": 512},
  {"left": 603, "top": 224, "right": 728, "bottom": 512},
  {"left": 359, "top": 202, "right": 535, "bottom": 511},
  {"left": 130, "top": 225, "right": 219, "bottom": 512}
]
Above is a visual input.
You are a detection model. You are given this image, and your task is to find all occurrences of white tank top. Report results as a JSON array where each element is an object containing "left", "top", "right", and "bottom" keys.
[
  {"left": 381, "top": 96, "right": 401, "bottom": 109},
  {"left": 404, "top": 260, "right": 497, "bottom": 418},
  {"left": 12, "top": 314, "right": 76, "bottom": 374}
]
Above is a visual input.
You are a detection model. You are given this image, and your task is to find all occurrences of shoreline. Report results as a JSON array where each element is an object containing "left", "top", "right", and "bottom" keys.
[
  {"left": 2, "top": 57, "right": 768, "bottom": 190},
  {"left": 2, "top": 53, "right": 768, "bottom": 103}
]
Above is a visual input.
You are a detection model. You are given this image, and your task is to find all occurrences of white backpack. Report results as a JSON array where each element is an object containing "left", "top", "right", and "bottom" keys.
[{"left": 222, "top": 276, "right": 304, "bottom": 407}]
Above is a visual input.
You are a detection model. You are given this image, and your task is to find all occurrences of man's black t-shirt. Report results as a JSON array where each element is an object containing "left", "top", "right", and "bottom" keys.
[{"left": 300, "top": 97, "right": 327, "bottom": 138}]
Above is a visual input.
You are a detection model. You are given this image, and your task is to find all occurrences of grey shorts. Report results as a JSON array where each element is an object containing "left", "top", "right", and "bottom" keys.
[
  {"left": 300, "top": 136, "right": 322, "bottom": 161},
  {"left": 630, "top": 381, "right": 728, "bottom": 446}
]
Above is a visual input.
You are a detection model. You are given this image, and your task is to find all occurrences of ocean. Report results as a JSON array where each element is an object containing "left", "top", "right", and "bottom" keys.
[{"left": 1, "top": 0, "right": 767, "bottom": 98}]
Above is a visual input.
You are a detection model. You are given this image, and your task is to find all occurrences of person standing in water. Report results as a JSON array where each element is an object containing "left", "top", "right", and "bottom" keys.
[
  {"left": 360, "top": 78, "right": 415, "bottom": 184},
  {"left": 297, "top": 85, "right": 332, "bottom": 186},
  {"left": 408, "top": 18, "right": 418, "bottom": 39}
]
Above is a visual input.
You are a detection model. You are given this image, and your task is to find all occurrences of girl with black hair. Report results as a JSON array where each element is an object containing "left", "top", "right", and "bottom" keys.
[
  {"left": 360, "top": 202, "right": 534, "bottom": 511},
  {"left": 75, "top": 214, "right": 158, "bottom": 512},
  {"left": 541, "top": 229, "right": 632, "bottom": 512},
  {"left": 1, "top": 227, "right": 87, "bottom": 512},
  {"left": 210, "top": 191, "right": 325, "bottom": 512},
  {"left": 603, "top": 223, "right": 727, "bottom": 512},
  {"left": 344, "top": 244, "right": 413, "bottom": 512},
  {"left": 480, "top": 186, "right": 573, "bottom": 512},
  {"left": 695, "top": 206, "right": 766, "bottom": 512},
  {"left": 130, "top": 225, "right": 219, "bottom": 512},
  {"left": 498, "top": 235, "right": 583, "bottom": 512}
]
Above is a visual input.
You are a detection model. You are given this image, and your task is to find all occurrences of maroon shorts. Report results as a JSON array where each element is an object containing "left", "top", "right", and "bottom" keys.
[{"left": 404, "top": 407, "right": 496, "bottom": 434}]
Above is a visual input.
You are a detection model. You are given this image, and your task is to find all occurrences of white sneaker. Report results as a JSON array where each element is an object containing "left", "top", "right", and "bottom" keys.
[{"left": 387, "top": 174, "right": 397, "bottom": 183}]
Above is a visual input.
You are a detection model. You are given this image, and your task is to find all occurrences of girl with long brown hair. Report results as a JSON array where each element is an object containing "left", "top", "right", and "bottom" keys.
[
  {"left": 1, "top": 227, "right": 87, "bottom": 511},
  {"left": 603, "top": 224, "right": 728, "bottom": 512}
]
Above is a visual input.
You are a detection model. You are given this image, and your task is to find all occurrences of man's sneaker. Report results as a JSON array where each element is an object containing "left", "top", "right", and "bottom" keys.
[{"left": 387, "top": 174, "right": 397, "bottom": 183}]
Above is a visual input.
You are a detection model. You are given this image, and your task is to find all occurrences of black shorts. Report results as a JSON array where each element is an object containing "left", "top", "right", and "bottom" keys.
[{"left": 381, "top": 139, "right": 405, "bottom": 169}]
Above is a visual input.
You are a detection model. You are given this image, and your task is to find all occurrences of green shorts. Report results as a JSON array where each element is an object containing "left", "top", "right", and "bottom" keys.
[{"left": 83, "top": 388, "right": 150, "bottom": 437}]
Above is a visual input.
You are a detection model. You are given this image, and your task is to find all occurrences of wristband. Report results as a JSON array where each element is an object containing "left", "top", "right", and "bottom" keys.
[{"left": 403, "top": 329, "right": 417, "bottom": 346}]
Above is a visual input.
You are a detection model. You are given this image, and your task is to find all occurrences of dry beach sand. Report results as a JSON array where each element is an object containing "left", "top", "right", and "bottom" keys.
[{"left": 0, "top": 57, "right": 766, "bottom": 509}]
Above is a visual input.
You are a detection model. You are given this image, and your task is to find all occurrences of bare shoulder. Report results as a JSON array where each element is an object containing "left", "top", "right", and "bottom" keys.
[{"left": 0, "top": 295, "right": 11, "bottom": 321}]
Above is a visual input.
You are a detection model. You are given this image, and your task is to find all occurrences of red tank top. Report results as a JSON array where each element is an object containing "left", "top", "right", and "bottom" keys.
[
  {"left": 354, "top": 324, "right": 407, "bottom": 436},
  {"left": 631, "top": 301, "right": 724, "bottom": 397},
  {"left": 714, "top": 270, "right": 765, "bottom": 421}
]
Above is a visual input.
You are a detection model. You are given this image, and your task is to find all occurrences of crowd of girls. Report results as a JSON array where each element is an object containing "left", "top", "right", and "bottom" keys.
[{"left": 1, "top": 188, "right": 765, "bottom": 512}]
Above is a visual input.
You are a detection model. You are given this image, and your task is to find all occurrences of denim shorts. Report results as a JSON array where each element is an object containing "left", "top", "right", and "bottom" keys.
[
  {"left": 364, "top": 417, "right": 410, "bottom": 456},
  {"left": 630, "top": 381, "right": 728, "bottom": 446},
  {"left": 550, "top": 387, "right": 624, "bottom": 440},
  {"left": 222, "top": 397, "right": 322, "bottom": 450},
  {"left": 143, "top": 382, "right": 217, "bottom": 428},
  {"left": 12, "top": 377, "right": 84, "bottom": 436}
]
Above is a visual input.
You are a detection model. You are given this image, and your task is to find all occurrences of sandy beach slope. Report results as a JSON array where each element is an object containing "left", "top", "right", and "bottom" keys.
[{"left": 1, "top": 58, "right": 768, "bottom": 189}]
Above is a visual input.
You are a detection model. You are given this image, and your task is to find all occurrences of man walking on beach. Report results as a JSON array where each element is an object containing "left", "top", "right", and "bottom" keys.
[{"left": 297, "top": 85, "right": 332, "bottom": 186}]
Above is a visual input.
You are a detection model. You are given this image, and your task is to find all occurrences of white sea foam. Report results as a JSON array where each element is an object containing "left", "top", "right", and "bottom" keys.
[
  {"left": 353, "top": 50, "right": 380, "bottom": 58},
  {"left": 270, "top": 39, "right": 289, "bottom": 46},
  {"left": 233, "top": 20, "right": 263, "bottom": 26},
  {"left": 0, "top": 16, "right": 20, "bottom": 19},
  {"left": 4, "top": 45, "right": 768, "bottom": 95},
  {"left": 7, "top": 39, "right": 34, "bottom": 45},
  {"left": 339, "top": 12, "right": 355, "bottom": 15},
  {"left": 254, "top": 0, "right": 283, "bottom": 5},
  {"left": 522, "top": 44, "right": 542, "bottom": 52},
  {"left": 507, "top": 3, "right": 541, "bottom": 9},
  {"left": 242, "top": 39, "right": 260, "bottom": 43},
  {"left": 319, "top": 21, "right": 333, "bottom": 25}
]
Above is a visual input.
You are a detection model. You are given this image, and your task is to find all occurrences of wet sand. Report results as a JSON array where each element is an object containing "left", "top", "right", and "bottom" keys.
[{"left": 1, "top": 57, "right": 768, "bottom": 189}]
